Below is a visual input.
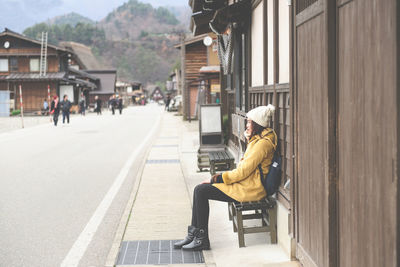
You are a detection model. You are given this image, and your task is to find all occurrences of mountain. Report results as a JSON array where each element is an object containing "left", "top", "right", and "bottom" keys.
[
  {"left": 94, "top": 0, "right": 184, "bottom": 83},
  {"left": 47, "top": 12, "right": 94, "bottom": 27},
  {"left": 23, "top": 0, "right": 186, "bottom": 85},
  {"left": 99, "top": 0, "right": 185, "bottom": 41}
]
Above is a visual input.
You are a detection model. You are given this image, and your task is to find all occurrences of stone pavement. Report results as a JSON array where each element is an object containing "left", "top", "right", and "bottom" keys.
[{"left": 110, "top": 111, "right": 300, "bottom": 267}]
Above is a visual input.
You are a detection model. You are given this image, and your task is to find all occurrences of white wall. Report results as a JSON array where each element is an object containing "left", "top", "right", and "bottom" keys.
[
  {"left": 59, "top": 85, "right": 74, "bottom": 103},
  {"left": 277, "top": 201, "right": 292, "bottom": 257},
  {"left": 267, "top": 0, "right": 274, "bottom": 85},
  {"left": 251, "top": 1, "right": 264, "bottom": 87},
  {"left": 279, "top": 0, "right": 290, "bottom": 84}
]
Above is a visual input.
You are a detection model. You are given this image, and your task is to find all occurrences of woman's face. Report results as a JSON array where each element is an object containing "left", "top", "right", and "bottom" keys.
[{"left": 246, "top": 119, "right": 253, "bottom": 134}]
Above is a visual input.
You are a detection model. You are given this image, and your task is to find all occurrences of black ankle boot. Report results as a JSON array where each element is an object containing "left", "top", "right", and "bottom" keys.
[
  {"left": 174, "top": 226, "right": 198, "bottom": 248},
  {"left": 182, "top": 228, "right": 210, "bottom": 251}
]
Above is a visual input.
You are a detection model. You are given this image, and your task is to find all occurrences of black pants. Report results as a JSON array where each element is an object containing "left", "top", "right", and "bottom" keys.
[
  {"left": 53, "top": 112, "right": 59, "bottom": 126},
  {"left": 62, "top": 111, "right": 70, "bottom": 123},
  {"left": 191, "top": 184, "right": 237, "bottom": 231}
]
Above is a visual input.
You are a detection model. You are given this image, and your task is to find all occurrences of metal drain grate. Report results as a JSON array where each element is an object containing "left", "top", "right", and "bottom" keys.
[
  {"left": 146, "top": 159, "right": 180, "bottom": 164},
  {"left": 117, "top": 240, "right": 204, "bottom": 265}
]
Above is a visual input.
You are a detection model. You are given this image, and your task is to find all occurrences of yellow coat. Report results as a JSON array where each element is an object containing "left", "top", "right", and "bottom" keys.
[{"left": 214, "top": 128, "right": 277, "bottom": 202}]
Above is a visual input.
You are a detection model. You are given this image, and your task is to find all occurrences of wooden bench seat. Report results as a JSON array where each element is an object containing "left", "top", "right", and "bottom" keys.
[
  {"left": 208, "top": 150, "right": 235, "bottom": 175},
  {"left": 228, "top": 198, "right": 277, "bottom": 247}
]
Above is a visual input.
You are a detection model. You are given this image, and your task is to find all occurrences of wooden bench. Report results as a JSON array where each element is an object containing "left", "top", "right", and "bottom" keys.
[
  {"left": 208, "top": 150, "right": 235, "bottom": 175},
  {"left": 228, "top": 197, "right": 277, "bottom": 247}
]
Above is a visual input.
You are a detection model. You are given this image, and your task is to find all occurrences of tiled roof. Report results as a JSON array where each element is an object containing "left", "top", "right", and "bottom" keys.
[{"left": 4, "top": 72, "right": 66, "bottom": 81}]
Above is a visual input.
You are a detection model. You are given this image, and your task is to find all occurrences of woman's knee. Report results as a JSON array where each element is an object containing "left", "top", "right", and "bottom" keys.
[{"left": 194, "top": 183, "right": 212, "bottom": 197}]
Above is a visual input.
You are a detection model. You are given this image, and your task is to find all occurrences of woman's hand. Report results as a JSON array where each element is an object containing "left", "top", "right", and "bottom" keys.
[{"left": 211, "top": 174, "right": 220, "bottom": 183}]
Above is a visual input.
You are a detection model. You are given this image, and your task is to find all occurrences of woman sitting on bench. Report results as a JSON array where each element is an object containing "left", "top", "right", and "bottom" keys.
[{"left": 175, "top": 104, "right": 277, "bottom": 251}]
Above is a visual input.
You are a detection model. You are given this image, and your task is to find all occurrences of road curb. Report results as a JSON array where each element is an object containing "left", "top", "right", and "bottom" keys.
[{"left": 105, "top": 114, "right": 163, "bottom": 267}]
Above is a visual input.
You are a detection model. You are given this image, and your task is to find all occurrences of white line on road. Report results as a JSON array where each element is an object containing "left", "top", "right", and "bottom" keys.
[{"left": 60, "top": 114, "right": 162, "bottom": 267}]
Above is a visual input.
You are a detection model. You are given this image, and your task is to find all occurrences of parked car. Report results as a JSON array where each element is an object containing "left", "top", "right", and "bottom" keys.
[{"left": 168, "top": 95, "right": 182, "bottom": 112}]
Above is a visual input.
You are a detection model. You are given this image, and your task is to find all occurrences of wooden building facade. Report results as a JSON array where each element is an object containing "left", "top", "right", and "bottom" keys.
[
  {"left": 0, "top": 29, "right": 98, "bottom": 112},
  {"left": 175, "top": 33, "right": 221, "bottom": 120},
  {"left": 189, "top": 0, "right": 399, "bottom": 266}
]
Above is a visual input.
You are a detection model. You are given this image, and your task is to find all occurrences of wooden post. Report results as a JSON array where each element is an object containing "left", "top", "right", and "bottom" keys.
[
  {"left": 19, "top": 85, "right": 24, "bottom": 129},
  {"left": 180, "top": 33, "right": 187, "bottom": 119},
  {"left": 326, "top": 0, "right": 338, "bottom": 266},
  {"left": 48, "top": 85, "right": 51, "bottom": 122}
]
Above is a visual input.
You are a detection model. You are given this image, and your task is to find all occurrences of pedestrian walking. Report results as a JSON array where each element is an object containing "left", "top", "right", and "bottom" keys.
[
  {"left": 118, "top": 96, "right": 123, "bottom": 114},
  {"left": 79, "top": 98, "right": 85, "bottom": 116},
  {"left": 50, "top": 95, "right": 60, "bottom": 126},
  {"left": 61, "top": 95, "right": 72, "bottom": 124},
  {"left": 95, "top": 95, "right": 102, "bottom": 115},
  {"left": 174, "top": 105, "right": 276, "bottom": 251},
  {"left": 165, "top": 95, "right": 171, "bottom": 111},
  {"left": 42, "top": 98, "right": 49, "bottom": 115},
  {"left": 111, "top": 95, "right": 116, "bottom": 115}
]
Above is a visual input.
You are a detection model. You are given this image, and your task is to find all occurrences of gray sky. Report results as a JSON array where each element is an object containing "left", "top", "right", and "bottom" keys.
[{"left": 0, "top": 0, "right": 188, "bottom": 32}]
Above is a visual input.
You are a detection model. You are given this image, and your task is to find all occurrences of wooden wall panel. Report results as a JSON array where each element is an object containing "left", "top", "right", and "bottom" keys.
[
  {"left": 185, "top": 43, "right": 207, "bottom": 83},
  {"left": 18, "top": 58, "right": 29, "bottom": 72},
  {"left": 15, "top": 82, "right": 57, "bottom": 112},
  {"left": 47, "top": 57, "right": 59, "bottom": 72},
  {"left": 337, "top": 1, "right": 397, "bottom": 266},
  {"left": 296, "top": 13, "right": 328, "bottom": 267}
]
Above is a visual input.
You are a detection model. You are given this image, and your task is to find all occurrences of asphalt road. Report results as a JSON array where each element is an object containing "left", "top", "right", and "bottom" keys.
[{"left": 0, "top": 104, "right": 163, "bottom": 267}]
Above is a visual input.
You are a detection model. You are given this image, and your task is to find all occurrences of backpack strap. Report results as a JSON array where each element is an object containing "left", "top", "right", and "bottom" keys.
[{"left": 258, "top": 129, "right": 279, "bottom": 178}]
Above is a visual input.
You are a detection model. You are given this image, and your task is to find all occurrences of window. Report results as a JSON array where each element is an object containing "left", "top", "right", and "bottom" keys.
[
  {"left": 0, "top": 59, "right": 9, "bottom": 72},
  {"left": 30, "top": 58, "right": 40, "bottom": 72},
  {"left": 10, "top": 57, "right": 18, "bottom": 72}
]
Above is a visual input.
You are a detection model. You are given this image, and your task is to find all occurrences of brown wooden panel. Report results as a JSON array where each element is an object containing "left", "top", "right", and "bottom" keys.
[
  {"left": 337, "top": 1, "right": 397, "bottom": 266},
  {"left": 47, "top": 57, "right": 59, "bottom": 72},
  {"left": 18, "top": 58, "right": 29, "bottom": 72},
  {"left": 295, "top": 12, "right": 328, "bottom": 267},
  {"left": 15, "top": 82, "right": 57, "bottom": 112}
]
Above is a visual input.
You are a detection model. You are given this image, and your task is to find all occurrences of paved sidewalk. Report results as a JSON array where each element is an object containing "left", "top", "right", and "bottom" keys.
[{"left": 112, "top": 112, "right": 300, "bottom": 267}]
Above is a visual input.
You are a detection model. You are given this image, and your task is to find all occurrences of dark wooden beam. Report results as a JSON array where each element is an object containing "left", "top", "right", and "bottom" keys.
[
  {"left": 325, "top": 0, "right": 338, "bottom": 266},
  {"left": 397, "top": 0, "right": 400, "bottom": 264}
]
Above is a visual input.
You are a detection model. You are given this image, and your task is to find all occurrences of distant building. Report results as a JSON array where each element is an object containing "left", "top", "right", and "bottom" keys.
[
  {"left": 148, "top": 85, "right": 165, "bottom": 102},
  {"left": 175, "top": 33, "right": 220, "bottom": 120},
  {"left": 59, "top": 41, "right": 104, "bottom": 70},
  {"left": 0, "top": 28, "right": 97, "bottom": 113},
  {"left": 84, "top": 70, "right": 117, "bottom": 107}
]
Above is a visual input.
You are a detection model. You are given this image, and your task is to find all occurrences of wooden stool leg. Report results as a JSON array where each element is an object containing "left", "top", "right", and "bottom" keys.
[
  {"left": 237, "top": 210, "right": 245, "bottom": 247},
  {"left": 269, "top": 206, "right": 277, "bottom": 244},
  {"left": 261, "top": 209, "right": 267, "bottom": 226},
  {"left": 228, "top": 202, "right": 232, "bottom": 221}
]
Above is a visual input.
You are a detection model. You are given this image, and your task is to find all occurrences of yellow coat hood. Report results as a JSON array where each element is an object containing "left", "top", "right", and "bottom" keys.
[{"left": 214, "top": 128, "right": 277, "bottom": 202}]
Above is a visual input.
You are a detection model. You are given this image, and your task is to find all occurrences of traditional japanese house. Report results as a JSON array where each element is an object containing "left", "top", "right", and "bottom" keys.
[
  {"left": 148, "top": 85, "right": 165, "bottom": 102},
  {"left": 175, "top": 33, "right": 221, "bottom": 120},
  {"left": 0, "top": 28, "right": 98, "bottom": 113},
  {"left": 188, "top": 0, "right": 399, "bottom": 266},
  {"left": 85, "top": 70, "right": 117, "bottom": 107},
  {"left": 59, "top": 41, "right": 104, "bottom": 70}
]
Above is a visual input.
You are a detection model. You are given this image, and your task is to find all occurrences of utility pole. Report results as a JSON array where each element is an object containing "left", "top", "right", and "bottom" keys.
[
  {"left": 19, "top": 85, "right": 24, "bottom": 128},
  {"left": 180, "top": 33, "right": 186, "bottom": 120}
]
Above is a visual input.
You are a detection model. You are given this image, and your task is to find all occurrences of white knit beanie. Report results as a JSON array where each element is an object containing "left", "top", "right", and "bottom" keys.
[{"left": 246, "top": 104, "right": 275, "bottom": 127}]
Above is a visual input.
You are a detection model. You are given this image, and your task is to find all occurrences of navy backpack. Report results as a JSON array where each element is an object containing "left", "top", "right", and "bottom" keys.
[{"left": 257, "top": 133, "right": 282, "bottom": 196}]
